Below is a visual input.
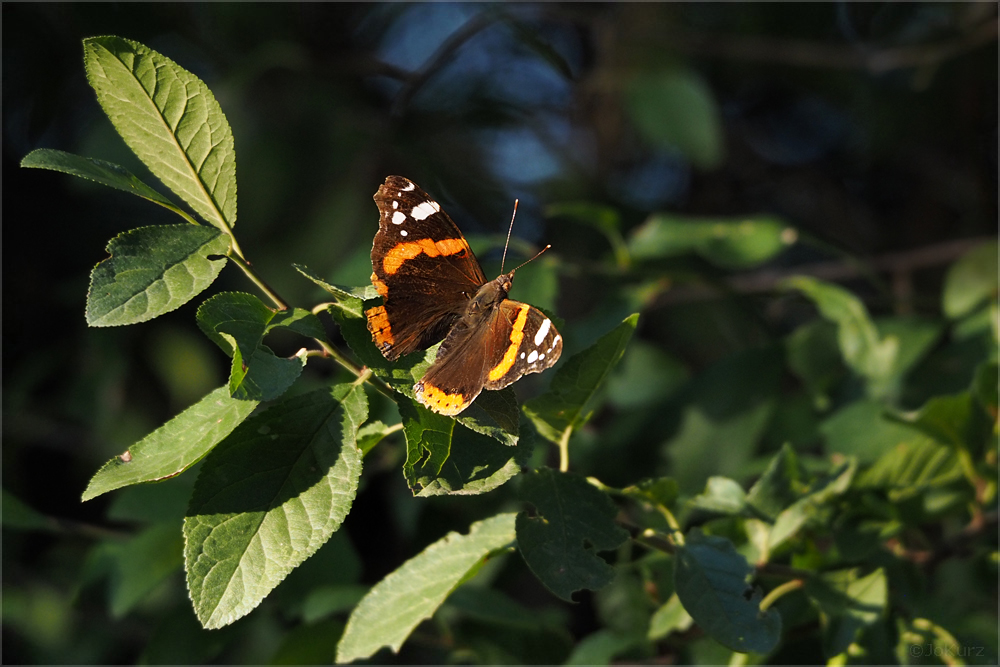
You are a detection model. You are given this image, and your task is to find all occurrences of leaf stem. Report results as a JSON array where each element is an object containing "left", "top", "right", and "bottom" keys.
[
  {"left": 758, "top": 578, "right": 804, "bottom": 611},
  {"left": 558, "top": 426, "right": 572, "bottom": 472},
  {"left": 226, "top": 251, "right": 289, "bottom": 310}
]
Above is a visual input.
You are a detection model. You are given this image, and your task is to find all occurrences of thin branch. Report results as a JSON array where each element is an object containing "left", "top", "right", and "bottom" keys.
[{"left": 653, "top": 235, "right": 995, "bottom": 306}]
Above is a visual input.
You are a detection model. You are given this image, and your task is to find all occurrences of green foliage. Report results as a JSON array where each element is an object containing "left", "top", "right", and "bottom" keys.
[
  {"left": 87, "top": 225, "right": 230, "bottom": 326},
  {"left": 516, "top": 469, "right": 629, "bottom": 601},
  {"left": 336, "top": 513, "right": 517, "bottom": 663},
  {"left": 185, "top": 384, "right": 366, "bottom": 628},
  {"left": 625, "top": 69, "right": 724, "bottom": 169},
  {"left": 14, "top": 26, "right": 997, "bottom": 667}
]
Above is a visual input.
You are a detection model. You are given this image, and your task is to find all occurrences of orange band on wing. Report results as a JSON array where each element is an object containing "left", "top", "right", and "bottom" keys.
[
  {"left": 370, "top": 272, "right": 389, "bottom": 298},
  {"left": 416, "top": 382, "right": 468, "bottom": 416},
  {"left": 487, "top": 304, "right": 530, "bottom": 382},
  {"left": 366, "top": 304, "right": 394, "bottom": 347},
  {"left": 382, "top": 238, "right": 469, "bottom": 275}
]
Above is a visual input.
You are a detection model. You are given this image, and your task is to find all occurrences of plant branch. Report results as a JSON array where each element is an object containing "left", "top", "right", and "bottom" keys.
[{"left": 662, "top": 17, "right": 998, "bottom": 73}]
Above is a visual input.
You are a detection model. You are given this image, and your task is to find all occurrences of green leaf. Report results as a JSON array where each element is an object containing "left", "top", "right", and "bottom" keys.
[
  {"left": 197, "top": 292, "right": 322, "bottom": 401},
  {"left": 972, "top": 361, "right": 998, "bottom": 416},
  {"left": 855, "top": 437, "right": 962, "bottom": 497},
  {"left": 293, "top": 263, "right": 378, "bottom": 303},
  {"left": 625, "top": 69, "right": 724, "bottom": 169},
  {"left": 688, "top": 477, "right": 748, "bottom": 516},
  {"left": 335, "top": 513, "right": 517, "bottom": 663},
  {"left": 565, "top": 629, "right": 643, "bottom": 666},
  {"left": 943, "top": 241, "right": 998, "bottom": 319},
  {"left": 805, "top": 568, "right": 887, "bottom": 658},
  {"left": 622, "top": 477, "right": 680, "bottom": 509},
  {"left": 769, "top": 460, "right": 856, "bottom": 551},
  {"left": 515, "top": 469, "right": 629, "bottom": 601},
  {"left": 331, "top": 295, "right": 520, "bottom": 446},
  {"left": 648, "top": 593, "right": 694, "bottom": 640},
  {"left": 524, "top": 314, "right": 639, "bottom": 444},
  {"left": 786, "top": 320, "right": 844, "bottom": 409},
  {"left": 820, "top": 400, "right": 931, "bottom": 463},
  {"left": 629, "top": 214, "right": 794, "bottom": 269},
  {"left": 784, "top": 276, "right": 898, "bottom": 397},
  {"left": 356, "top": 420, "right": 397, "bottom": 457},
  {"left": 108, "top": 522, "right": 184, "bottom": 618},
  {"left": 86, "top": 224, "right": 229, "bottom": 327},
  {"left": 399, "top": 399, "right": 533, "bottom": 496},
  {"left": 184, "top": 384, "right": 366, "bottom": 629},
  {"left": 889, "top": 392, "right": 981, "bottom": 450},
  {"left": 20, "top": 148, "right": 178, "bottom": 209},
  {"left": 83, "top": 36, "right": 237, "bottom": 230},
  {"left": 82, "top": 386, "right": 258, "bottom": 501},
  {"left": 745, "top": 444, "right": 807, "bottom": 521},
  {"left": 673, "top": 531, "right": 781, "bottom": 654}
]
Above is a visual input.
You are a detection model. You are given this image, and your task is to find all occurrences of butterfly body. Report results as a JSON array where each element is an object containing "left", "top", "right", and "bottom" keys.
[{"left": 366, "top": 175, "right": 562, "bottom": 416}]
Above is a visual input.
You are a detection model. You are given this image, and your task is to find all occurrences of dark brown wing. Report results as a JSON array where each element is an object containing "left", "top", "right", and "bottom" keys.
[
  {"left": 366, "top": 176, "right": 487, "bottom": 360},
  {"left": 414, "top": 299, "right": 562, "bottom": 416}
]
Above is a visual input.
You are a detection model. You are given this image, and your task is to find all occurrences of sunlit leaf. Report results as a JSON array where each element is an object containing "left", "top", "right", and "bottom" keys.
[
  {"left": 629, "top": 214, "right": 794, "bottom": 269},
  {"left": 185, "top": 384, "right": 366, "bottom": 629},
  {"left": 83, "top": 36, "right": 237, "bottom": 230},
  {"left": 336, "top": 513, "right": 517, "bottom": 663},
  {"left": 83, "top": 386, "right": 258, "bottom": 501},
  {"left": 86, "top": 224, "right": 229, "bottom": 327},
  {"left": 943, "top": 241, "right": 998, "bottom": 319}
]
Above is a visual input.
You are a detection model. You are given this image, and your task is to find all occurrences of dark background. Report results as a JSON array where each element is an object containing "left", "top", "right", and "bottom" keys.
[{"left": 3, "top": 3, "right": 996, "bottom": 663}]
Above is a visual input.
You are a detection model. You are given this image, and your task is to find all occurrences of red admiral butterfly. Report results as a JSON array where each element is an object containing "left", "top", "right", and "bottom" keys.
[{"left": 366, "top": 176, "right": 562, "bottom": 416}]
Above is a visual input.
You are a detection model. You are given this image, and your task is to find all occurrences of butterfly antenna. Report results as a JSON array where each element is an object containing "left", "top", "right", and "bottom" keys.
[
  {"left": 510, "top": 244, "right": 551, "bottom": 273},
  {"left": 499, "top": 199, "right": 518, "bottom": 274}
]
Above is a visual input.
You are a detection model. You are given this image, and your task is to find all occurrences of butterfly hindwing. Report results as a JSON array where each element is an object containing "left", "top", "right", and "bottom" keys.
[{"left": 367, "top": 175, "right": 562, "bottom": 416}]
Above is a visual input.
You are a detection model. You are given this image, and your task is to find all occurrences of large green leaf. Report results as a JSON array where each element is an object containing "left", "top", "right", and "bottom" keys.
[
  {"left": 515, "top": 469, "right": 629, "bottom": 601},
  {"left": 625, "top": 69, "right": 724, "bottom": 169},
  {"left": 855, "top": 438, "right": 963, "bottom": 498},
  {"left": 673, "top": 531, "right": 781, "bottom": 654},
  {"left": 335, "top": 513, "right": 517, "bottom": 663},
  {"left": 399, "top": 398, "right": 533, "bottom": 496},
  {"left": 330, "top": 293, "right": 520, "bottom": 446},
  {"left": 784, "top": 276, "right": 898, "bottom": 397},
  {"left": 197, "top": 292, "right": 323, "bottom": 401},
  {"left": 82, "top": 386, "right": 258, "bottom": 501},
  {"left": 83, "top": 36, "right": 237, "bottom": 231},
  {"left": 524, "top": 314, "right": 638, "bottom": 445},
  {"left": 629, "top": 214, "right": 794, "bottom": 269},
  {"left": 805, "top": 568, "right": 887, "bottom": 658},
  {"left": 820, "top": 400, "right": 930, "bottom": 463},
  {"left": 184, "top": 383, "right": 366, "bottom": 629},
  {"left": 86, "top": 224, "right": 229, "bottom": 327},
  {"left": 20, "top": 148, "right": 178, "bottom": 209},
  {"left": 942, "top": 241, "right": 998, "bottom": 319}
]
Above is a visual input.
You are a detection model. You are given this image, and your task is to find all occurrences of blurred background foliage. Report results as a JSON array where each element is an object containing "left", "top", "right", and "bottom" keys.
[{"left": 3, "top": 3, "right": 997, "bottom": 664}]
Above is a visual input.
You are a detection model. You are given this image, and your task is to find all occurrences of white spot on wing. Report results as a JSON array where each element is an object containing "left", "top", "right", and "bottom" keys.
[
  {"left": 402, "top": 181, "right": 415, "bottom": 191},
  {"left": 392, "top": 200, "right": 399, "bottom": 209},
  {"left": 400, "top": 229, "right": 408, "bottom": 236},
  {"left": 411, "top": 201, "right": 440, "bottom": 220},
  {"left": 534, "top": 319, "right": 551, "bottom": 346},
  {"left": 520, "top": 352, "right": 525, "bottom": 359},
  {"left": 392, "top": 211, "right": 406, "bottom": 225},
  {"left": 527, "top": 350, "right": 538, "bottom": 364},
  {"left": 539, "top": 353, "right": 545, "bottom": 360}
]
